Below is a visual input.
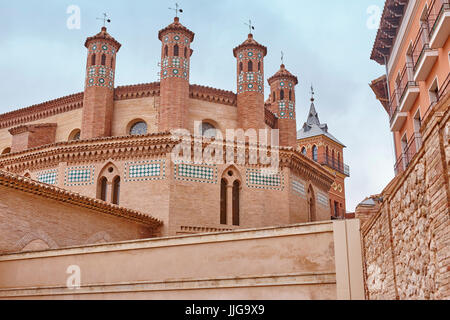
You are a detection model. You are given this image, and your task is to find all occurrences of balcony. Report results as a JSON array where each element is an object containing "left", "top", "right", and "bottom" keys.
[
  {"left": 428, "top": 0, "right": 450, "bottom": 49},
  {"left": 317, "top": 153, "right": 350, "bottom": 177},
  {"left": 389, "top": 90, "right": 408, "bottom": 131},
  {"left": 412, "top": 27, "right": 439, "bottom": 81},
  {"left": 398, "top": 64, "right": 420, "bottom": 113},
  {"left": 394, "top": 132, "right": 423, "bottom": 176}
]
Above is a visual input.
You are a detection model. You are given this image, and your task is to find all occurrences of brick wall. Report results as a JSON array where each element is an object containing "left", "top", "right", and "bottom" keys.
[{"left": 0, "top": 185, "right": 154, "bottom": 254}]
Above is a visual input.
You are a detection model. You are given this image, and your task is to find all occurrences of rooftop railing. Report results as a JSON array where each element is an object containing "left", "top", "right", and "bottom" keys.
[{"left": 316, "top": 153, "right": 350, "bottom": 177}]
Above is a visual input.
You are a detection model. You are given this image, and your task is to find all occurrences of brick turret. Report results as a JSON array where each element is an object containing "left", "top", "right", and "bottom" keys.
[
  {"left": 81, "top": 27, "right": 121, "bottom": 139},
  {"left": 158, "top": 17, "right": 195, "bottom": 132},
  {"left": 233, "top": 34, "right": 267, "bottom": 131},
  {"left": 268, "top": 64, "right": 299, "bottom": 147}
]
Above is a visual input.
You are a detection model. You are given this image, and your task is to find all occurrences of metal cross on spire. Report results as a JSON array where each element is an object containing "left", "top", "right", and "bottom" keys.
[
  {"left": 169, "top": 3, "right": 183, "bottom": 18},
  {"left": 244, "top": 20, "right": 255, "bottom": 34},
  {"left": 281, "top": 51, "right": 284, "bottom": 65},
  {"left": 96, "top": 13, "right": 111, "bottom": 27},
  {"left": 310, "top": 85, "right": 315, "bottom": 102}
]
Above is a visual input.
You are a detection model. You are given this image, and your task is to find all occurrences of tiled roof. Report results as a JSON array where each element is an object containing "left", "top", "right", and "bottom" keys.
[
  {"left": 84, "top": 27, "right": 122, "bottom": 50},
  {"left": 158, "top": 17, "right": 195, "bottom": 42},
  {"left": 268, "top": 64, "right": 298, "bottom": 85},
  {"left": 297, "top": 100, "right": 345, "bottom": 147},
  {"left": 233, "top": 34, "right": 267, "bottom": 57},
  {"left": 0, "top": 169, "right": 162, "bottom": 228}
]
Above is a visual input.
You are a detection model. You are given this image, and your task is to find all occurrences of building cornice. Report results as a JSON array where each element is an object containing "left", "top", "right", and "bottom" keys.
[
  {"left": 0, "top": 92, "right": 84, "bottom": 130},
  {"left": 0, "top": 169, "right": 162, "bottom": 228},
  {"left": 0, "top": 133, "right": 335, "bottom": 192}
]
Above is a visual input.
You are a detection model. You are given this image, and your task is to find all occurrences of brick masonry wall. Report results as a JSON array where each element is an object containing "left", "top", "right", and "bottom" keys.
[
  {"left": 362, "top": 100, "right": 449, "bottom": 300},
  {"left": 0, "top": 186, "right": 154, "bottom": 254}
]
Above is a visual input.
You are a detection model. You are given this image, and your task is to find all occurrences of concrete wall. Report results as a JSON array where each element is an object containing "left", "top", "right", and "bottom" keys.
[{"left": 0, "top": 220, "right": 364, "bottom": 300}]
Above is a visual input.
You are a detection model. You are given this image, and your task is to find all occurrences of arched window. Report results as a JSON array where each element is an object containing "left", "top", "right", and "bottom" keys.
[
  {"left": 248, "top": 60, "right": 253, "bottom": 72},
  {"left": 184, "top": 47, "right": 188, "bottom": 58},
  {"left": 112, "top": 176, "right": 120, "bottom": 205},
  {"left": 301, "top": 147, "right": 307, "bottom": 156},
  {"left": 91, "top": 54, "right": 96, "bottom": 66},
  {"left": 68, "top": 129, "right": 81, "bottom": 141},
  {"left": 164, "top": 45, "right": 168, "bottom": 57},
  {"left": 129, "top": 121, "right": 148, "bottom": 136},
  {"left": 220, "top": 179, "right": 227, "bottom": 225},
  {"left": 307, "top": 185, "right": 316, "bottom": 222},
  {"left": 110, "top": 57, "right": 114, "bottom": 68},
  {"left": 232, "top": 181, "right": 240, "bottom": 226},
  {"left": 101, "top": 54, "right": 106, "bottom": 66},
  {"left": 280, "top": 89, "right": 285, "bottom": 100},
  {"left": 99, "top": 177, "right": 108, "bottom": 202},
  {"left": 326, "top": 146, "right": 329, "bottom": 163},
  {"left": 273, "top": 91, "right": 276, "bottom": 102},
  {"left": 312, "top": 146, "right": 318, "bottom": 161},
  {"left": 174, "top": 44, "right": 179, "bottom": 57},
  {"left": 289, "top": 90, "right": 292, "bottom": 101},
  {"left": 258, "top": 61, "right": 261, "bottom": 71},
  {"left": 1, "top": 147, "right": 11, "bottom": 155},
  {"left": 239, "top": 62, "right": 243, "bottom": 73},
  {"left": 332, "top": 150, "right": 335, "bottom": 167},
  {"left": 337, "top": 153, "right": 341, "bottom": 170},
  {"left": 201, "top": 122, "right": 216, "bottom": 138}
]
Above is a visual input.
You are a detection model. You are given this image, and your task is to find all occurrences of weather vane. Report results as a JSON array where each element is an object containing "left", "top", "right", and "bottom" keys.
[
  {"left": 310, "top": 85, "right": 315, "bottom": 101},
  {"left": 169, "top": 3, "right": 183, "bottom": 18},
  {"left": 96, "top": 13, "right": 111, "bottom": 27},
  {"left": 281, "top": 51, "right": 284, "bottom": 65},
  {"left": 244, "top": 20, "right": 255, "bottom": 34}
]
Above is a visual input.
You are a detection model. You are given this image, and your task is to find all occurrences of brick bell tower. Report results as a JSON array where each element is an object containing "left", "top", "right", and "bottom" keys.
[
  {"left": 233, "top": 33, "right": 267, "bottom": 131},
  {"left": 268, "top": 64, "right": 299, "bottom": 147},
  {"left": 81, "top": 27, "right": 121, "bottom": 139},
  {"left": 158, "top": 17, "right": 195, "bottom": 132}
]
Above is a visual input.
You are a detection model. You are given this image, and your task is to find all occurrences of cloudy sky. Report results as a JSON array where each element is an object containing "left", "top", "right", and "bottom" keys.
[{"left": 0, "top": 0, "right": 392, "bottom": 211}]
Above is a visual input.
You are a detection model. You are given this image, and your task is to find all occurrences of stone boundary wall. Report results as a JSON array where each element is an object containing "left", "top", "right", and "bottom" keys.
[
  {"left": 362, "top": 100, "right": 449, "bottom": 300},
  {"left": 0, "top": 221, "right": 364, "bottom": 300}
]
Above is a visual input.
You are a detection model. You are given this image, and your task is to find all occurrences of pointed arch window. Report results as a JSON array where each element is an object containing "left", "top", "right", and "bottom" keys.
[
  {"left": 184, "top": 47, "right": 188, "bottom": 58},
  {"left": 248, "top": 60, "right": 253, "bottom": 72},
  {"left": 232, "top": 181, "right": 240, "bottom": 226},
  {"left": 332, "top": 150, "right": 335, "bottom": 167},
  {"left": 273, "top": 91, "right": 276, "bottom": 102},
  {"left": 280, "top": 89, "right": 285, "bottom": 100},
  {"left": 101, "top": 54, "right": 106, "bottom": 66},
  {"left": 91, "top": 54, "right": 96, "bottom": 66},
  {"left": 110, "top": 57, "right": 114, "bottom": 68},
  {"left": 258, "top": 61, "right": 261, "bottom": 72},
  {"left": 312, "top": 145, "right": 318, "bottom": 162},
  {"left": 301, "top": 147, "right": 307, "bottom": 156},
  {"left": 239, "top": 62, "right": 243, "bottom": 73},
  {"left": 164, "top": 45, "right": 169, "bottom": 57},
  {"left": 112, "top": 176, "right": 120, "bottom": 205},
  {"left": 220, "top": 179, "right": 227, "bottom": 225},
  {"left": 326, "top": 146, "right": 329, "bottom": 163},
  {"left": 337, "top": 153, "right": 341, "bottom": 171},
  {"left": 174, "top": 44, "right": 179, "bottom": 57},
  {"left": 99, "top": 177, "right": 108, "bottom": 201},
  {"left": 289, "top": 90, "right": 292, "bottom": 101}
]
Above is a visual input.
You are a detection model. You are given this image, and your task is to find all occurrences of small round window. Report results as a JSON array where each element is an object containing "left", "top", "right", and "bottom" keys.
[{"left": 129, "top": 121, "right": 148, "bottom": 136}]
